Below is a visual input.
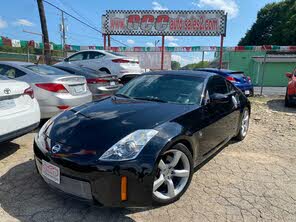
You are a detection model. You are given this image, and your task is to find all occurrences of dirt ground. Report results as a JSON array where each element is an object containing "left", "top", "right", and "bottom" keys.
[{"left": 0, "top": 96, "right": 296, "bottom": 222}]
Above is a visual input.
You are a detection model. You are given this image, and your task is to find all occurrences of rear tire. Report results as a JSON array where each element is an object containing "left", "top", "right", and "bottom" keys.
[
  {"left": 152, "top": 143, "right": 193, "bottom": 206},
  {"left": 285, "top": 91, "right": 292, "bottom": 107},
  {"left": 234, "top": 107, "right": 250, "bottom": 141}
]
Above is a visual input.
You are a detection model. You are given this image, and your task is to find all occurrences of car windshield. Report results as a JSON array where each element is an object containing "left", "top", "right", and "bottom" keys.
[
  {"left": 116, "top": 74, "right": 205, "bottom": 105},
  {"left": 24, "top": 65, "right": 70, "bottom": 75}
]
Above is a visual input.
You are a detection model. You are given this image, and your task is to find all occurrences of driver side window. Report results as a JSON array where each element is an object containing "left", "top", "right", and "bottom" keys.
[
  {"left": 207, "top": 76, "right": 228, "bottom": 96},
  {"left": 88, "top": 51, "right": 105, "bottom": 59},
  {"left": 68, "top": 53, "right": 85, "bottom": 62},
  {"left": 203, "top": 76, "right": 228, "bottom": 105}
]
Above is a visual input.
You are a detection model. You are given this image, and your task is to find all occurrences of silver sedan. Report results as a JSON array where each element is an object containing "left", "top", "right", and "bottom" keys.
[
  {"left": 0, "top": 61, "right": 92, "bottom": 119},
  {"left": 53, "top": 65, "right": 121, "bottom": 100}
]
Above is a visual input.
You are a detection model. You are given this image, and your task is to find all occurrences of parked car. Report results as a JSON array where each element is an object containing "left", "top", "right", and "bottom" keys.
[
  {"left": 0, "top": 75, "right": 40, "bottom": 143},
  {"left": 34, "top": 70, "right": 250, "bottom": 207},
  {"left": 53, "top": 65, "right": 121, "bottom": 100},
  {"left": 195, "top": 68, "right": 254, "bottom": 96},
  {"left": 0, "top": 61, "right": 92, "bottom": 119},
  {"left": 285, "top": 68, "right": 296, "bottom": 107},
  {"left": 55, "top": 50, "right": 143, "bottom": 83}
]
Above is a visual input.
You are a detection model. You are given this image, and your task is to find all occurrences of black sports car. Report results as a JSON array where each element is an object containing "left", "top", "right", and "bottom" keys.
[{"left": 34, "top": 71, "right": 251, "bottom": 207}]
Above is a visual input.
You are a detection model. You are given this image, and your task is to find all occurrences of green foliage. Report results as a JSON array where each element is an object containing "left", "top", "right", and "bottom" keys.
[
  {"left": 239, "top": 0, "right": 296, "bottom": 45},
  {"left": 181, "top": 61, "right": 209, "bottom": 70},
  {"left": 171, "top": 61, "right": 181, "bottom": 70}
]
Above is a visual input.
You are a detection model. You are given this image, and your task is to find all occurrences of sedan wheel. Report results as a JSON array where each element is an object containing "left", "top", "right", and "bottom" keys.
[
  {"left": 152, "top": 144, "right": 193, "bottom": 205},
  {"left": 241, "top": 109, "right": 249, "bottom": 137},
  {"left": 234, "top": 108, "right": 250, "bottom": 141}
]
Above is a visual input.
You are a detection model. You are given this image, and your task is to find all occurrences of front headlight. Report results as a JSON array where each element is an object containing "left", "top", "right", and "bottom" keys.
[{"left": 99, "top": 129, "right": 158, "bottom": 161}]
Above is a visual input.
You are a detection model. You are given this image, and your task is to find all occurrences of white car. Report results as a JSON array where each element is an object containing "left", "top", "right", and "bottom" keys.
[
  {"left": 0, "top": 76, "right": 40, "bottom": 143},
  {"left": 55, "top": 50, "right": 143, "bottom": 83}
]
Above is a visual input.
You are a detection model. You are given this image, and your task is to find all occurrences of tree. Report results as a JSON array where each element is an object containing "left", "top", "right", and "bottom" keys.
[
  {"left": 181, "top": 61, "right": 209, "bottom": 70},
  {"left": 37, "top": 0, "right": 51, "bottom": 64},
  {"left": 171, "top": 61, "right": 181, "bottom": 70},
  {"left": 239, "top": 0, "right": 296, "bottom": 46}
]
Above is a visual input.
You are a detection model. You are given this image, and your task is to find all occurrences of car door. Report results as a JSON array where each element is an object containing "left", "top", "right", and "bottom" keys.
[
  {"left": 197, "top": 76, "right": 233, "bottom": 156},
  {"left": 225, "top": 80, "right": 241, "bottom": 136},
  {"left": 82, "top": 51, "right": 106, "bottom": 70}
]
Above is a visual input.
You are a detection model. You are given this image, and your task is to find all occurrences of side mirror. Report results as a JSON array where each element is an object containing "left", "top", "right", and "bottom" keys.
[
  {"left": 210, "top": 93, "right": 229, "bottom": 104},
  {"left": 286, "top": 72, "right": 293, "bottom": 78},
  {"left": 64, "top": 58, "right": 69, "bottom": 62}
]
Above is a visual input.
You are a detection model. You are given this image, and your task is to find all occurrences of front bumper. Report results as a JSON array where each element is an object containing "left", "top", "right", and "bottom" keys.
[{"left": 33, "top": 140, "right": 155, "bottom": 207}]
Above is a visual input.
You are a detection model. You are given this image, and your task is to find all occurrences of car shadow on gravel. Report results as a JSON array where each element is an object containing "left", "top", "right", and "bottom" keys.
[
  {"left": 266, "top": 99, "right": 296, "bottom": 114},
  {"left": 0, "top": 160, "right": 153, "bottom": 222},
  {"left": 0, "top": 142, "right": 20, "bottom": 161}
]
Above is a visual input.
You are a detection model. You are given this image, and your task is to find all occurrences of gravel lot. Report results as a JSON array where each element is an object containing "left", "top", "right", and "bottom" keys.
[{"left": 0, "top": 96, "right": 296, "bottom": 222}]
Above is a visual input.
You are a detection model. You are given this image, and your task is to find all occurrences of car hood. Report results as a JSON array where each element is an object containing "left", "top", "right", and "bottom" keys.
[{"left": 46, "top": 96, "right": 193, "bottom": 159}]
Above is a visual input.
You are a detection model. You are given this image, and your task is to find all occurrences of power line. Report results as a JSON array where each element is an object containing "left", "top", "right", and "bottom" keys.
[
  {"left": 58, "top": 0, "right": 98, "bottom": 28},
  {"left": 43, "top": 0, "right": 129, "bottom": 47}
]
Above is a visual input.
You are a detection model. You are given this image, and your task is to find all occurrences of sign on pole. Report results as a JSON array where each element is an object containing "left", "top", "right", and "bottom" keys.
[{"left": 103, "top": 10, "right": 227, "bottom": 36}]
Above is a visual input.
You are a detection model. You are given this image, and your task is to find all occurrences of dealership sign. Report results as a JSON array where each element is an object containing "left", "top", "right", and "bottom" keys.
[{"left": 103, "top": 10, "right": 227, "bottom": 36}]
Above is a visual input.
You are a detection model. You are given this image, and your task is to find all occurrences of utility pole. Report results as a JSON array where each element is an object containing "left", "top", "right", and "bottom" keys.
[
  {"left": 37, "top": 0, "right": 51, "bottom": 64},
  {"left": 61, "top": 11, "right": 66, "bottom": 57}
]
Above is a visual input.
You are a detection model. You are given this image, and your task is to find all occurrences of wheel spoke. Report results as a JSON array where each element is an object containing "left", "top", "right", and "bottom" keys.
[
  {"left": 166, "top": 179, "right": 175, "bottom": 198},
  {"left": 169, "top": 151, "right": 182, "bottom": 167},
  {"left": 153, "top": 174, "right": 165, "bottom": 192},
  {"left": 172, "top": 169, "right": 190, "bottom": 178},
  {"left": 158, "top": 159, "right": 167, "bottom": 171}
]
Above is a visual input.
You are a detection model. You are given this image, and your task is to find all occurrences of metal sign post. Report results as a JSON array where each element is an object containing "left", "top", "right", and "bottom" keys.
[
  {"left": 108, "top": 35, "right": 111, "bottom": 49},
  {"left": 103, "top": 34, "right": 107, "bottom": 50},
  {"left": 161, "top": 36, "right": 165, "bottom": 70},
  {"left": 219, "top": 35, "right": 224, "bottom": 69}
]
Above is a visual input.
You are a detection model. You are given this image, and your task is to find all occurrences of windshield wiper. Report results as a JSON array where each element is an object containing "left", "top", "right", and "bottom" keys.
[
  {"left": 132, "top": 97, "right": 167, "bottom": 103},
  {"left": 114, "top": 93, "right": 130, "bottom": 99}
]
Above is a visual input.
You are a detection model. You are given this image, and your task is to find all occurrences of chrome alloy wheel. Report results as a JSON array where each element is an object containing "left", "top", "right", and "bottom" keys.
[
  {"left": 153, "top": 149, "right": 190, "bottom": 200},
  {"left": 241, "top": 109, "right": 250, "bottom": 137}
]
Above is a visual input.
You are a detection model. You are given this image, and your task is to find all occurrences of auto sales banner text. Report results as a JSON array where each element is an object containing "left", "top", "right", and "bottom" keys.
[{"left": 104, "top": 10, "right": 227, "bottom": 36}]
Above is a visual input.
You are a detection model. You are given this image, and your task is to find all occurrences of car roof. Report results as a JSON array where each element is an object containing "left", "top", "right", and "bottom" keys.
[
  {"left": 0, "top": 61, "right": 34, "bottom": 66},
  {"left": 144, "top": 70, "right": 218, "bottom": 79},
  {"left": 72, "top": 49, "right": 106, "bottom": 53},
  {"left": 195, "top": 68, "right": 243, "bottom": 73}
]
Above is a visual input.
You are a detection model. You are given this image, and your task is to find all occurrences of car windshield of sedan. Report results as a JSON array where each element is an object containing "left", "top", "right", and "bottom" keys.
[
  {"left": 24, "top": 65, "right": 70, "bottom": 76},
  {"left": 116, "top": 74, "right": 205, "bottom": 105}
]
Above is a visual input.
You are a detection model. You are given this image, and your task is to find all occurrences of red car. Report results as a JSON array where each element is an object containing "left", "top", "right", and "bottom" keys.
[{"left": 285, "top": 68, "right": 296, "bottom": 107}]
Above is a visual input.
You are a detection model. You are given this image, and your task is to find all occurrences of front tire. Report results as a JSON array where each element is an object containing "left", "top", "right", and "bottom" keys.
[
  {"left": 152, "top": 143, "right": 193, "bottom": 206},
  {"left": 234, "top": 107, "right": 250, "bottom": 141}
]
